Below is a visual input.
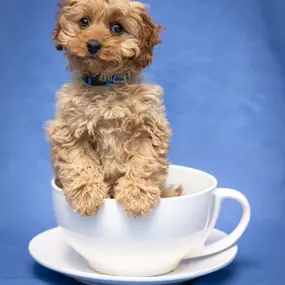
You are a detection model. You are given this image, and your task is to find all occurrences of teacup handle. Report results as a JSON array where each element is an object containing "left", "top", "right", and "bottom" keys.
[{"left": 184, "top": 188, "right": 251, "bottom": 259}]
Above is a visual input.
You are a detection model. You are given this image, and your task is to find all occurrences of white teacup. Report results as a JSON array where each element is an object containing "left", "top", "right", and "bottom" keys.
[{"left": 52, "top": 165, "right": 250, "bottom": 277}]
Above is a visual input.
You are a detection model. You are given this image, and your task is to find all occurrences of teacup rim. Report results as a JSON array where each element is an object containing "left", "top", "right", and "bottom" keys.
[{"left": 51, "top": 165, "right": 218, "bottom": 202}]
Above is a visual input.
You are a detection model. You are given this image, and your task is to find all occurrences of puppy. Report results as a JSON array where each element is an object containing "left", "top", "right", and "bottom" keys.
[{"left": 47, "top": 0, "right": 180, "bottom": 218}]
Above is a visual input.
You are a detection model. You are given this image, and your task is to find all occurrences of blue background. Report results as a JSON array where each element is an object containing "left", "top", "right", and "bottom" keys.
[{"left": 1, "top": 0, "right": 285, "bottom": 284}]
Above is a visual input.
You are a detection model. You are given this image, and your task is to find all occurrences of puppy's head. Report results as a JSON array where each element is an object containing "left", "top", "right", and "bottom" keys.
[{"left": 53, "top": 0, "right": 164, "bottom": 75}]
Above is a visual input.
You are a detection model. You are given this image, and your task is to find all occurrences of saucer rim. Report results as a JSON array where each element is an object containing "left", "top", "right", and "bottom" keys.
[{"left": 29, "top": 227, "right": 238, "bottom": 283}]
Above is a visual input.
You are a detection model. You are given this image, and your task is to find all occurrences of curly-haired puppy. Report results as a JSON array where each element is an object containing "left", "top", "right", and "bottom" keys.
[{"left": 47, "top": 0, "right": 181, "bottom": 218}]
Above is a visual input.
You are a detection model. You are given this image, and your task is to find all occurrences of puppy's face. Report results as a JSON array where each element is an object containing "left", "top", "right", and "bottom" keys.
[{"left": 53, "top": 0, "right": 163, "bottom": 75}]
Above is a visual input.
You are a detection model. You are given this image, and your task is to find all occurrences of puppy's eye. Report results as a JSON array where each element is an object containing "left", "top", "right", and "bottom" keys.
[
  {"left": 79, "top": 17, "right": 89, "bottom": 28},
  {"left": 111, "top": 23, "right": 124, "bottom": 35}
]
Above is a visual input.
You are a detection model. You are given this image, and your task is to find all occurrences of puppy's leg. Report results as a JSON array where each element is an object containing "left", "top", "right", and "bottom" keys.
[
  {"left": 48, "top": 123, "right": 108, "bottom": 216},
  {"left": 161, "top": 184, "right": 183, "bottom": 198},
  {"left": 115, "top": 139, "right": 169, "bottom": 217}
]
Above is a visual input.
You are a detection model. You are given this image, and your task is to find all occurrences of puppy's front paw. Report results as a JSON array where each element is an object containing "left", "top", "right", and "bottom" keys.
[
  {"left": 67, "top": 182, "right": 108, "bottom": 216},
  {"left": 115, "top": 179, "right": 160, "bottom": 217}
]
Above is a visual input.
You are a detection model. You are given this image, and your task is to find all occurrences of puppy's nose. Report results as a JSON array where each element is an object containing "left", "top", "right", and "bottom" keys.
[{"left": 87, "top": 40, "right": 102, "bottom": 54}]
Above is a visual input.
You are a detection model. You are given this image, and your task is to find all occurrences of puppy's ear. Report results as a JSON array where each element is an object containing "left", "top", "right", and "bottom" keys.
[
  {"left": 53, "top": 21, "right": 63, "bottom": 51},
  {"left": 134, "top": 5, "right": 165, "bottom": 68},
  {"left": 52, "top": 2, "right": 68, "bottom": 51}
]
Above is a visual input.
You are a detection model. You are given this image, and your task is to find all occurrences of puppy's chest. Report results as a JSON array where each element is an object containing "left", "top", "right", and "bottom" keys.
[
  {"left": 91, "top": 98, "right": 145, "bottom": 182},
  {"left": 89, "top": 97, "right": 144, "bottom": 151}
]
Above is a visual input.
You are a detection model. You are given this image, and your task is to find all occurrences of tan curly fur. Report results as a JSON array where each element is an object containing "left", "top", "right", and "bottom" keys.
[{"left": 47, "top": 0, "right": 181, "bottom": 217}]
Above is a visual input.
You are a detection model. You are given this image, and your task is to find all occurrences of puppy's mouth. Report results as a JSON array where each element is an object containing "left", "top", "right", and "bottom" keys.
[
  {"left": 86, "top": 54, "right": 101, "bottom": 61},
  {"left": 86, "top": 54, "right": 112, "bottom": 65}
]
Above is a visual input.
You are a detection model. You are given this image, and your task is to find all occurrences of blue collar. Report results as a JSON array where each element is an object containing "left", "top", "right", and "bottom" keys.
[{"left": 83, "top": 74, "right": 125, "bottom": 86}]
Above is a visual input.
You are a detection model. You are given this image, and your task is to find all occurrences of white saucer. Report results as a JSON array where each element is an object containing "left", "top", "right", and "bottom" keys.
[{"left": 29, "top": 227, "right": 238, "bottom": 285}]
